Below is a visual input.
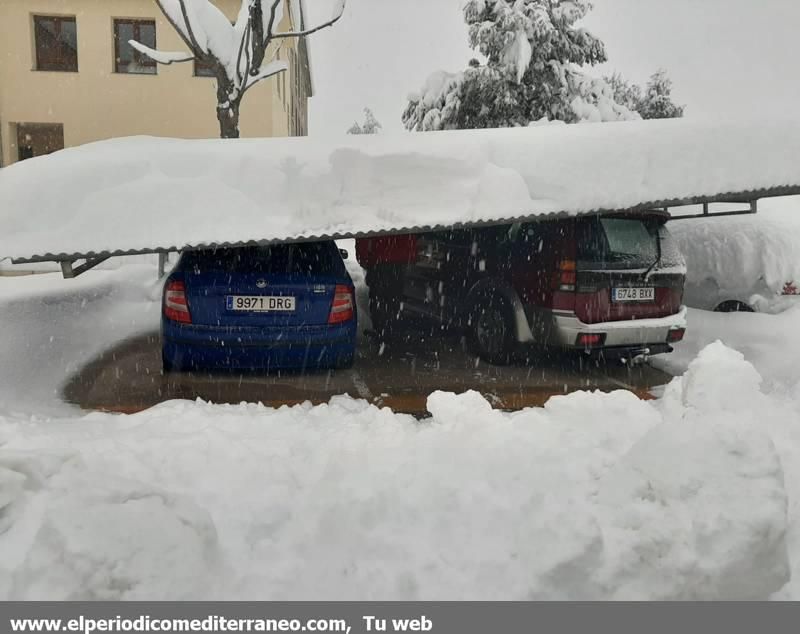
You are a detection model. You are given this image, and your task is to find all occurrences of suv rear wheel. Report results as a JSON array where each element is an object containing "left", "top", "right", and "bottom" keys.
[
  {"left": 469, "top": 293, "right": 516, "bottom": 365},
  {"left": 714, "top": 300, "right": 754, "bottom": 313},
  {"left": 369, "top": 292, "right": 400, "bottom": 338},
  {"left": 366, "top": 266, "right": 404, "bottom": 340}
]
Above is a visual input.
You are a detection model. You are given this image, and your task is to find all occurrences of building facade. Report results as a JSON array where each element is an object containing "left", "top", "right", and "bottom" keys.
[{"left": 0, "top": 0, "right": 312, "bottom": 167}]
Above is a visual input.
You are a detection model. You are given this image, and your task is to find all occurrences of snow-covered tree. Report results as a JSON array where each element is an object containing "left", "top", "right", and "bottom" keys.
[
  {"left": 606, "top": 70, "right": 684, "bottom": 120},
  {"left": 638, "top": 69, "right": 685, "bottom": 119},
  {"left": 403, "top": 0, "right": 637, "bottom": 131},
  {"left": 605, "top": 72, "right": 643, "bottom": 112},
  {"left": 130, "top": 0, "right": 346, "bottom": 138},
  {"left": 347, "top": 108, "right": 382, "bottom": 135}
]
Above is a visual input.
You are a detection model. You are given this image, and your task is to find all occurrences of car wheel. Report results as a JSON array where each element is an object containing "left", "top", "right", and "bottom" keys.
[
  {"left": 713, "top": 300, "right": 755, "bottom": 313},
  {"left": 162, "top": 353, "right": 180, "bottom": 374},
  {"left": 369, "top": 292, "right": 397, "bottom": 337},
  {"left": 469, "top": 293, "right": 516, "bottom": 365},
  {"left": 366, "top": 266, "right": 405, "bottom": 340},
  {"left": 334, "top": 354, "right": 355, "bottom": 370}
]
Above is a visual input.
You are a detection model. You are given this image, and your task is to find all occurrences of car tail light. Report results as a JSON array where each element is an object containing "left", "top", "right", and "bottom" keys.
[
  {"left": 667, "top": 327, "right": 686, "bottom": 343},
  {"left": 576, "top": 333, "right": 605, "bottom": 347},
  {"left": 164, "top": 280, "right": 192, "bottom": 324},
  {"left": 553, "top": 259, "right": 577, "bottom": 292},
  {"left": 328, "top": 285, "right": 355, "bottom": 324}
]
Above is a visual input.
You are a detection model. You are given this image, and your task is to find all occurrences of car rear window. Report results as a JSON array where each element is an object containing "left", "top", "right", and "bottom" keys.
[
  {"left": 180, "top": 242, "right": 346, "bottom": 276},
  {"left": 578, "top": 217, "right": 684, "bottom": 270}
]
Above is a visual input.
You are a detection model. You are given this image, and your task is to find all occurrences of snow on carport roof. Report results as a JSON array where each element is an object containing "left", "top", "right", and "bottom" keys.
[{"left": 2, "top": 117, "right": 800, "bottom": 264}]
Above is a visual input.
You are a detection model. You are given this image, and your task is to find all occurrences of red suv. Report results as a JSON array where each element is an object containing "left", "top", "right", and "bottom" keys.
[{"left": 356, "top": 211, "right": 687, "bottom": 364}]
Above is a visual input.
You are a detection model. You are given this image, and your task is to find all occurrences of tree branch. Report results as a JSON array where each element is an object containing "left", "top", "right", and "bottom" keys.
[
  {"left": 235, "top": 19, "right": 249, "bottom": 85},
  {"left": 129, "top": 40, "right": 194, "bottom": 64},
  {"left": 249, "top": 1, "right": 267, "bottom": 74},
  {"left": 271, "top": 0, "right": 346, "bottom": 40},
  {"left": 152, "top": 0, "right": 197, "bottom": 53},
  {"left": 241, "top": 60, "right": 288, "bottom": 96},
  {"left": 264, "top": 0, "right": 282, "bottom": 40},
  {"left": 177, "top": 0, "right": 203, "bottom": 53}
]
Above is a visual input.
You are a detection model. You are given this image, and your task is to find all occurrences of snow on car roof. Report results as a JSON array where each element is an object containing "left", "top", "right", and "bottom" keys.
[{"left": 2, "top": 117, "right": 800, "bottom": 264}]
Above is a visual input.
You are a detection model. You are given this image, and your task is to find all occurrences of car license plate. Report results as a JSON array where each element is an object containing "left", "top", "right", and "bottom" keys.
[
  {"left": 226, "top": 295, "right": 296, "bottom": 312},
  {"left": 612, "top": 287, "right": 655, "bottom": 302}
]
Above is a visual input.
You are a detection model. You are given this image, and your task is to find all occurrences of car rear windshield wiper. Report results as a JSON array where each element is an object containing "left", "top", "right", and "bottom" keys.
[{"left": 642, "top": 233, "right": 662, "bottom": 281}]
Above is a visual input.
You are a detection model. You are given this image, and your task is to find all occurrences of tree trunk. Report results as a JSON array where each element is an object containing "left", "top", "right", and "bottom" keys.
[
  {"left": 216, "top": 75, "right": 241, "bottom": 139},
  {"left": 217, "top": 102, "right": 241, "bottom": 139}
]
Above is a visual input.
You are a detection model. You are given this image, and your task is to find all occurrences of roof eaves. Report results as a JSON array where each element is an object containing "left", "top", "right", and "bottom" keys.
[{"left": 11, "top": 186, "right": 800, "bottom": 265}]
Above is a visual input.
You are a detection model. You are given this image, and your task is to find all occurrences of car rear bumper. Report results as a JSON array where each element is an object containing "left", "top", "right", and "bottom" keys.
[
  {"left": 161, "top": 321, "right": 357, "bottom": 370},
  {"left": 550, "top": 306, "right": 688, "bottom": 353}
]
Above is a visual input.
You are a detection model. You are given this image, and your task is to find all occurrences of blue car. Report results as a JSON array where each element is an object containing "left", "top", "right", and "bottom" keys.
[{"left": 161, "top": 242, "right": 357, "bottom": 372}]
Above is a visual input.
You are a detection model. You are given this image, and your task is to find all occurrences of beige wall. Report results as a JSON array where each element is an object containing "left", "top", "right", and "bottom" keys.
[{"left": 0, "top": 0, "right": 308, "bottom": 166}]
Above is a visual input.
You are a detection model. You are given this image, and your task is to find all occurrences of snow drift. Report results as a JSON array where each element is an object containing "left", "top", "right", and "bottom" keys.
[
  {"left": 2, "top": 118, "right": 800, "bottom": 263},
  {"left": 0, "top": 342, "right": 791, "bottom": 600}
]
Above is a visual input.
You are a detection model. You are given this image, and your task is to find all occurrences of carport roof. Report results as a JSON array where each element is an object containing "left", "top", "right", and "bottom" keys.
[{"left": 2, "top": 117, "right": 800, "bottom": 264}]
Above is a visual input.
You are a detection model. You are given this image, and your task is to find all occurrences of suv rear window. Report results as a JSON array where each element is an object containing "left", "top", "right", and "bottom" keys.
[
  {"left": 578, "top": 216, "right": 684, "bottom": 270},
  {"left": 180, "top": 242, "right": 345, "bottom": 275}
]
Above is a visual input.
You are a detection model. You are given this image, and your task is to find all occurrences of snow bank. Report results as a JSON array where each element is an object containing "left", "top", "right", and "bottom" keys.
[
  {"left": 655, "top": 305, "right": 800, "bottom": 392},
  {"left": 0, "top": 342, "right": 791, "bottom": 600},
  {"left": 2, "top": 118, "right": 800, "bottom": 262},
  {"left": 0, "top": 266, "right": 161, "bottom": 415}
]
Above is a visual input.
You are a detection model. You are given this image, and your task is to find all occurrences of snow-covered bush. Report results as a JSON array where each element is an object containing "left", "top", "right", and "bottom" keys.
[
  {"left": 606, "top": 70, "right": 685, "bottom": 120},
  {"left": 403, "top": 0, "right": 638, "bottom": 130},
  {"left": 347, "top": 108, "right": 382, "bottom": 135}
]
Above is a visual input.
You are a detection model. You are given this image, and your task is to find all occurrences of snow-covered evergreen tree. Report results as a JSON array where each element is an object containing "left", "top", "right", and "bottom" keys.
[
  {"left": 638, "top": 69, "right": 685, "bottom": 119},
  {"left": 403, "top": 0, "right": 637, "bottom": 131},
  {"left": 347, "top": 108, "right": 383, "bottom": 134},
  {"left": 605, "top": 72, "right": 643, "bottom": 113},
  {"left": 605, "top": 70, "right": 684, "bottom": 120}
]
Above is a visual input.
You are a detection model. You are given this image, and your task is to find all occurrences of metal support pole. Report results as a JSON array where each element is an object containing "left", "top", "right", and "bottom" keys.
[
  {"left": 58, "top": 256, "right": 110, "bottom": 279},
  {"left": 158, "top": 252, "right": 167, "bottom": 279}
]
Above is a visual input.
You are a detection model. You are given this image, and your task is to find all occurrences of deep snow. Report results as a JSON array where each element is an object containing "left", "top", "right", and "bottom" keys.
[
  {"left": 1, "top": 264, "right": 800, "bottom": 599},
  {"left": 3, "top": 118, "right": 800, "bottom": 262},
  {"left": 0, "top": 344, "right": 794, "bottom": 600}
]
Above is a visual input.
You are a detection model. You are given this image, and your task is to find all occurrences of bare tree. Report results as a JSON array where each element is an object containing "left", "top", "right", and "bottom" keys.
[{"left": 130, "top": 0, "right": 346, "bottom": 138}]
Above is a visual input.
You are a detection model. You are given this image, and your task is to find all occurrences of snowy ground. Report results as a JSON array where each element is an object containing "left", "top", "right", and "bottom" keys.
[{"left": 1, "top": 264, "right": 800, "bottom": 599}]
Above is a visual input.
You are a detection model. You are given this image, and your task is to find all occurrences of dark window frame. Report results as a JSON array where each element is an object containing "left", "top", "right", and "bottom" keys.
[
  {"left": 113, "top": 18, "right": 157, "bottom": 75},
  {"left": 33, "top": 15, "right": 78, "bottom": 72},
  {"left": 15, "top": 123, "right": 65, "bottom": 162},
  {"left": 193, "top": 57, "right": 216, "bottom": 78}
]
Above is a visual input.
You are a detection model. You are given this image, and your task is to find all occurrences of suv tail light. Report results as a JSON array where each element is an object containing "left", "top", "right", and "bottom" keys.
[
  {"left": 666, "top": 327, "right": 685, "bottom": 343},
  {"left": 576, "top": 332, "right": 606, "bottom": 348},
  {"left": 328, "top": 285, "right": 355, "bottom": 324},
  {"left": 164, "top": 280, "right": 192, "bottom": 323},
  {"left": 553, "top": 259, "right": 577, "bottom": 292}
]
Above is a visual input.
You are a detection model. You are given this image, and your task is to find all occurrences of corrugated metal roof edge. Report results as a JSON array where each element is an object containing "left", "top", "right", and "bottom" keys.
[{"left": 9, "top": 185, "right": 800, "bottom": 265}]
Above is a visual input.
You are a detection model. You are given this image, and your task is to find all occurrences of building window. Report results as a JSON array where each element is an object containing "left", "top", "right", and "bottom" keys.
[
  {"left": 34, "top": 16, "right": 78, "bottom": 72},
  {"left": 114, "top": 19, "right": 156, "bottom": 75},
  {"left": 16, "top": 123, "right": 65, "bottom": 162},
  {"left": 194, "top": 58, "right": 216, "bottom": 77}
]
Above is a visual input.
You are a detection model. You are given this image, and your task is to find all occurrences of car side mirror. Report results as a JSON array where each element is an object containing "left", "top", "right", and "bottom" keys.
[{"left": 339, "top": 249, "right": 349, "bottom": 260}]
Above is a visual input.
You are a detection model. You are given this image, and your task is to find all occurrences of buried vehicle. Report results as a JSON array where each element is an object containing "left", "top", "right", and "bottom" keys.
[
  {"left": 357, "top": 211, "right": 687, "bottom": 364},
  {"left": 669, "top": 214, "right": 800, "bottom": 314},
  {"left": 162, "top": 242, "right": 357, "bottom": 372}
]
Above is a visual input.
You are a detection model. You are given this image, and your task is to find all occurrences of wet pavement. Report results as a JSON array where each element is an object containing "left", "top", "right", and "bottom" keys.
[{"left": 63, "top": 328, "right": 674, "bottom": 416}]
